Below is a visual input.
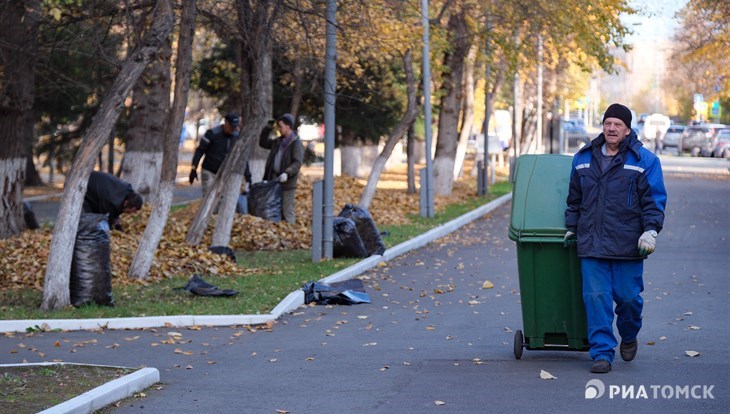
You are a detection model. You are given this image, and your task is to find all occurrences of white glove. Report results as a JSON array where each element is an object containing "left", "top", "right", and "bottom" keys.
[
  {"left": 563, "top": 231, "right": 576, "bottom": 248},
  {"left": 638, "top": 230, "right": 657, "bottom": 256},
  {"left": 278, "top": 172, "right": 288, "bottom": 183}
]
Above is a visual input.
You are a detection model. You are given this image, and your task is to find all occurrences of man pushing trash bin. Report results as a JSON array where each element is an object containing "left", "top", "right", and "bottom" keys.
[{"left": 564, "top": 103, "right": 667, "bottom": 374}]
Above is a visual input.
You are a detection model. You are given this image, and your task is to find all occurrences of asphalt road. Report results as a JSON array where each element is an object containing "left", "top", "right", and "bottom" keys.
[{"left": 2, "top": 172, "right": 728, "bottom": 413}]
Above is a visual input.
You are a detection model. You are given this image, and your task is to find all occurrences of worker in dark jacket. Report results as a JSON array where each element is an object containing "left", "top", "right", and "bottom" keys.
[
  {"left": 259, "top": 113, "right": 304, "bottom": 223},
  {"left": 83, "top": 171, "right": 143, "bottom": 231},
  {"left": 190, "top": 112, "right": 250, "bottom": 195},
  {"left": 564, "top": 103, "right": 667, "bottom": 374}
]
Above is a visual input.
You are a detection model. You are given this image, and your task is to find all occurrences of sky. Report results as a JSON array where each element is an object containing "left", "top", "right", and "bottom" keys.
[{"left": 624, "top": 0, "right": 690, "bottom": 44}]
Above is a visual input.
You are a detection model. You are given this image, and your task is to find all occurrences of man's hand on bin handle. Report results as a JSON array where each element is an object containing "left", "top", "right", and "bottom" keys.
[
  {"left": 563, "top": 231, "right": 576, "bottom": 248},
  {"left": 189, "top": 168, "right": 198, "bottom": 184},
  {"left": 638, "top": 230, "right": 657, "bottom": 256},
  {"left": 278, "top": 172, "right": 288, "bottom": 183}
]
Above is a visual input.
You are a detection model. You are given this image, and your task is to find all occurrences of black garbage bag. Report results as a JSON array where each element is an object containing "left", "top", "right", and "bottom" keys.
[
  {"left": 70, "top": 213, "right": 114, "bottom": 307},
  {"left": 23, "top": 201, "right": 40, "bottom": 230},
  {"left": 302, "top": 279, "right": 371, "bottom": 305},
  {"left": 208, "top": 245, "right": 237, "bottom": 262},
  {"left": 248, "top": 181, "right": 282, "bottom": 222},
  {"left": 174, "top": 274, "right": 238, "bottom": 297},
  {"left": 333, "top": 217, "right": 368, "bottom": 258},
  {"left": 338, "top": 204, "right": 386, "bottom": 256}
]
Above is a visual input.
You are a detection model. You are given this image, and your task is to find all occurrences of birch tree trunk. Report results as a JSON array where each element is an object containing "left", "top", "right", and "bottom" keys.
[
  {"left": 359, "top": 50, "right": 417, "bottom": 210},
  {"left": 471, "top": 64, "right": 505, "bottom": 176},
  {"left": 129, "top": 0, "right": 196, "bottom": 279},
  {"left": 433, "top": 12, "right": 470, "bottom": 196},
  {"left": 187, "top": 1, "right": 276, "bottom": 246},
  {"left": 211, "top": 1, "right": 275, "bottom": 247},
  {"left": 0, "top": 0, "right": 40, "bottom": 239},
  {"left": 453, "top": 44, "right": 476, "bottom": 180},
  {"left": 121, "top": 39, "right": 172, "bottom": 204},
  {"left": 41, "top": 0, "right": 173, "bottom": 310}
]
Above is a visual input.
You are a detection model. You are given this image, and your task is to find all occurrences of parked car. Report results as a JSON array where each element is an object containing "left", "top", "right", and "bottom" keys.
[
  {"left": 682, "top": 123, "right": 726, "bottom": 157},
  {"left": 711, "top": 129, "right": 730, "bottom": 158},
  {"left": 562, "top": 119, "right": 591, "bottom": 149},
  {"left": 662, "top": 125, "right": 685, "bottom": 149}
]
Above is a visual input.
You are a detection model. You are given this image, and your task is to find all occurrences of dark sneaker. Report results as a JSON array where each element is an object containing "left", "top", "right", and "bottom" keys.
[
  {"left": 620, "top": 340, "right": 638, "bottom": 362},
  {"left": 591, "top": 360, "right": 612, "bottom": 374}
]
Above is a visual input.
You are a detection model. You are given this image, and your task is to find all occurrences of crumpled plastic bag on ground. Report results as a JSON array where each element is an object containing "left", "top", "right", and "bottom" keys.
[
  {"left": 302, "top": 279, "right": 371, "bottom": 305},
  {"left": 174, "top": 274, "right": 238, "bottom": 297}
]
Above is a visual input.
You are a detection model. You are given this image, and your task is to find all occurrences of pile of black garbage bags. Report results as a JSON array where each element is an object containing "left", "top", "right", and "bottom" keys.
[{"left": 333, "top": 204, "right": 386, "bottom": 258}]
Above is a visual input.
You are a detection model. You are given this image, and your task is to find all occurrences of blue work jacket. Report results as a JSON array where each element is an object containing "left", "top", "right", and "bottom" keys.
[{"left": 565, "top": 132, "right": 667, "bottom": 259}]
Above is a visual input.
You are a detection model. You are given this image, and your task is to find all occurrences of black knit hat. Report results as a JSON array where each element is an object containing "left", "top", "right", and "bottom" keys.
[
  {"left": 602, "top": 103, "right": 632, "bottom": 128},
  {"left": 277, "top": 113, "right": 295, "bottom": 128}
]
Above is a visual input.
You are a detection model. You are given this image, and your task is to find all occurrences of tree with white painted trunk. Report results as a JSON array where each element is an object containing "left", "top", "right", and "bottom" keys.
[
  {"left": 453, "top": 44, "right": 477, "bottom": 180},
  {"left": 433, "top": 10, "right": 472, "bottom": 196},
  {"left": 0, "top": 1, "right": 40, "bottom": 239},
  {"left": 121, "top": 38, "right": 172, "bottom": 204},
  {"left": 129, "top": 0, "right": 196, "bottom": 280},
  {"left": 359, "top": 50, "right": 418, "bottom": 210},
  {"left": 41, "top": 0, "right": 174, "bottom": 310}
]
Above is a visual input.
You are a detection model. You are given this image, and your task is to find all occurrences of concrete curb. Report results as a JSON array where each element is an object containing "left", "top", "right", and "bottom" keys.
[
  {"left": 0, "top": 193, "right": 512, "bottom": 334},
  {"left": 0, "top": 362, "right": 159, "bottom": 414}
]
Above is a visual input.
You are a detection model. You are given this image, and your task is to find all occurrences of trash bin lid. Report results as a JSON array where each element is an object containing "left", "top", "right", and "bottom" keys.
[{"left": 509, "top": 154, "right": 573, "bottom": 241}]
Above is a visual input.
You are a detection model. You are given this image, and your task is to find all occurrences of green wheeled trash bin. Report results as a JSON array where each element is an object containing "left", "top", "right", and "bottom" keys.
[{"left": 508, "top": 154, "right": 590, "bottom": 359}]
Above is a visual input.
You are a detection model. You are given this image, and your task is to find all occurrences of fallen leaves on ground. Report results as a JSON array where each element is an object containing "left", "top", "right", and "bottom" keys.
[{"left": 3, "top": 168, "right": 487, "bottom": 292}]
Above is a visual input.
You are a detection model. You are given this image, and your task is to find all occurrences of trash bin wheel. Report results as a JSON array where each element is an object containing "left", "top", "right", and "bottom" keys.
[{"left": 514, "top": 330, "right": 524, "bottom": 359}]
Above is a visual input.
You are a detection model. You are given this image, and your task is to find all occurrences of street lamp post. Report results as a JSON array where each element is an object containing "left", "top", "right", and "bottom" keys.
[{"left": 420, "top": 0, "right": 434, "bottom": 217}]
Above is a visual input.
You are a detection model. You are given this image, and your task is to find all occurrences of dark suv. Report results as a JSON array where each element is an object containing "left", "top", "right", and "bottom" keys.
[{"left": 681, "top": 124, "right": 726, "bottom": 156}]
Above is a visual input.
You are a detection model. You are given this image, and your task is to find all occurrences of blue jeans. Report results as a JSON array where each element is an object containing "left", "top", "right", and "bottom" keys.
[{"left": 581, "top": 258, "right": 644, "bottom": 363}]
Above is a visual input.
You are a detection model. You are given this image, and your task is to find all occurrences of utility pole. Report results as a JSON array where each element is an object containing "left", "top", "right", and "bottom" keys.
[
  {"left": 536, "top": 35, "right": 543, "bottom": 154},
  {"left": 322, "top": 0, "right": 336, "bottom": 258},
  {"left": 511, "top": 32, "right": 520, "bottom": 181},
  {"left": 479, "top": 15, "right": 492, "bottom": 195},
  {"left": 420, "top": 0, "right": 434, "bottom": 217}
]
